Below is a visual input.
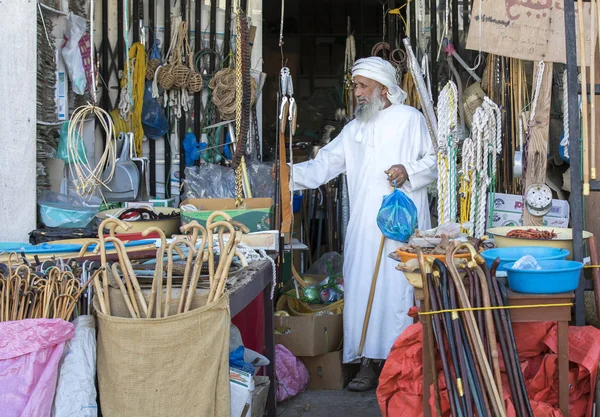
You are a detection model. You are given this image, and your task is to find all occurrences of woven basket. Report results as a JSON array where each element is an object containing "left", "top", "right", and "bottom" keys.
[
  {"left": 463, "top": 82, "right": 486, "bottom": 130},
  {"left": 172, "top": 64, "right": 190, "bottom": 88},
  {"left": 157, "top": 64, "right": 174, "bottom": 90},
  {"left": 146, "top": 59, "right": 160, "bottom": 81},
  {"left": 187, "top": 71, "right": 204, "bottom": 93}
]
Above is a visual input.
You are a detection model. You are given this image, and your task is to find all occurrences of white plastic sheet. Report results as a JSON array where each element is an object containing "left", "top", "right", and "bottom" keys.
[{"left": 52, "top": 316, "right": 98, "bottom": 417}]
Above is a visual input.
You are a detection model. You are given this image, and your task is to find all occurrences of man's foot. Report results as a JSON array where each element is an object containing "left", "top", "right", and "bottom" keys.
[{"left": 347, "top": 364, "right": 377, "bottom": 392}]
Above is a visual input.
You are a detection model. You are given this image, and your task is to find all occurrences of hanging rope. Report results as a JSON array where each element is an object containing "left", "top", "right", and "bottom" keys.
[
  {"left": 111, "top": 43, "right": 147, "bottom": 156},
  {"left": 437, "top": 81, "right": 459, "bottom": 225}
]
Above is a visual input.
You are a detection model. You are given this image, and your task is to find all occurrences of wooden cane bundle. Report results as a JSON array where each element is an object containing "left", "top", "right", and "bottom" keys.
[
  {"left": 93, "top": 213, "right": 246, "bottom": 319},
  {"left": 0, "top": 262, "right": 101, "bottom": 322}
]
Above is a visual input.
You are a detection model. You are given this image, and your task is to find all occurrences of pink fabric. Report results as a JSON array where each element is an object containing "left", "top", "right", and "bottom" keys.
[
  {"left": 275, "top": 344, "right": 309, "bottom": 402},
  {"left": 0, "top": 319, "right": 74, "bottom": 417}
]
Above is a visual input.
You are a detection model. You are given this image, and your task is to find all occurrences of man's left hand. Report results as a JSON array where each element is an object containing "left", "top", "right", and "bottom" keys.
[{"left": 384, "top": 164, "right": 408, "bottom": 187}]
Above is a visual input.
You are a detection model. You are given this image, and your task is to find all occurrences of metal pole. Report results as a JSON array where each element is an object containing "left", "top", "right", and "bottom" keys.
[
  {"left": 164, "top": 0, "right": 171, "bottom": 198},
  {"left": 194, "top": 0, "right": 202, "bottom": 140},
  {"left": 409, "top": 0, "right": 416, "bottom": 49},
  {"left": 224, "top": 0, "right": 233, "bottom": 60},
  {"left": 101, "top": 0, "right": 109, "bottom": 110},
  {"left": 430, "top": 0, "right": 438, "bottom": 101},
  {"left": 565, "top": 0, "right": 585, "bottom": 325},
  {"left": 149, "top": 0, "right": 157, "bottom": 197},
  {"left": 179, "top": 0, "right": 187, "bottom": 189},
  {"left": 133, "top": 0, "right": 139, "bottom": 42},
  {"left": 210, "top": 0, "right": 217, "bottom": 72}
]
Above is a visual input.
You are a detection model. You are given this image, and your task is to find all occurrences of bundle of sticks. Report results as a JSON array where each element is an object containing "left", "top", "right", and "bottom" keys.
[
  {"left": 417, "top": 242, "right": 533, "bottom": 417},
  {"left": 0, "top": 261, "right": 99, "bottom": 322},
  {"left": 93, "top": 211, "right": 248, "bottom": 319}
]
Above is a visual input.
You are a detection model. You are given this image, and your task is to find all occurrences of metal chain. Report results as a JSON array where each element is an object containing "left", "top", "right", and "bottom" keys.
[{"left": 234, "top": 12, "right": 244, "bottom": 205}]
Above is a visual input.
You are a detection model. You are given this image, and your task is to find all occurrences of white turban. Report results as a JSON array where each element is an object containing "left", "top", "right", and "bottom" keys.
[{"left": 352, "top": 57, "right": 407, "bottom": 105}]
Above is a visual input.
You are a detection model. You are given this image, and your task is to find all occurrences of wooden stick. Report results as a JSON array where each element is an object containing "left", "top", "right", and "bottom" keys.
[
  {"left": 93, "top": 274, "right": 108, "bottom": 315},
  {"left": 417, "top": 249, "right": 442, "bottom": 417},
  {"left": 447, "top": 242, "right": 506, "bottom": 416},
  {"left": 111, "top": 263, "right": 138, "bottom": 318},
  {"left": 106, "top": 237, "right": 148, "bottom": 317},
  {"left": 183, "top": 229, "right": 209, "bottom": 313},
  {"left": 578, "top": 0, "right": 591, "bottom": 195},
  {"left": 358, "top": 234, "right": 386, "bottom": 358},
  {"left": 104, "top": 237, "right": 140, "bottom": 318},
  {"left": 97, "top": 218, "right": 131, "bottom": 315},
  {"left": 211, "top": 231, "right": 242, "bottom": 303},
  {"left": 208, "top": 221, "right": 236, "bottom": 301},
  {"left": 206, "top": 212, "right": 233, "bottom": 289},
  {"left": 592, "top": 0, "right": 598, "bottom": 180},
  {"left": 165, "top": 239, "right": 196, "bottom": 317},
  {"left": 143, "top": 227, "right": 167, "bottom": 319},
  {"left": 471, "top": 262, "right": 504, "bottom": 404}
]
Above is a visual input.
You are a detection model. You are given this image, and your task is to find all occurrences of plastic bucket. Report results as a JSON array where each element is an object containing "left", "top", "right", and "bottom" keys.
[
  {"left": 481, "top": 247, "right": 570, "bottom": 272},
  {"left": 504, "top": 259, "right": 583, "bottom": 294}
]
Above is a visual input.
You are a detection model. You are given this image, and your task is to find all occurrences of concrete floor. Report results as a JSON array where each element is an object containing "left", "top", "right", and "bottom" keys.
[{"left": 280, "top": 390, "right": 381, "bottom": 417}]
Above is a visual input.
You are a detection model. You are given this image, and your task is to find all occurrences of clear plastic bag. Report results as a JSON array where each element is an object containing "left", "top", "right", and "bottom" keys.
[
  {"left": 61, "top": 14, "right": 87, "bottom": 95},
  {"left": 183, "top": 164, "right": 236, "bottom": 199},
  {"left": 247, "top": 162, "right": 275, "bottom": 198},
  {"left": 377, "top": 188, "right": 418, "bottom": 242},
  {"left": 513, "top": 255, "right": 542, "bottom": 270},
  {"left": 38, "top": 191, "right": 102, "bottom": 228},
  {"left": 56, "top": 121, "right": 88, "bottom": 165},
  {"left": 183, "top": 162, "right": 275, "bottom": 199},
  {"left": 142, "top": 80, "right": 169, "bottom": 139}
]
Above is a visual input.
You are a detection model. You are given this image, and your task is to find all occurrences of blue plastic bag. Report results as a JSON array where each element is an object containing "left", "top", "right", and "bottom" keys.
[
  {"left": 229, "top": 346, "right": 255, "bottom": 375},
  {"left": 376, "top": 188, "right": 418, "bottom": 242},
  {"left": 57, "top": 121, "right": 88, "bottom": 165},
  {"left": 141, "top": 80, "right": 169, "bottom": 139}
]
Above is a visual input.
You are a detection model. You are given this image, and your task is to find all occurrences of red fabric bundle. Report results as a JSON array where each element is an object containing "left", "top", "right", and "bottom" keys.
[{"left": 377, "top": 322, "right": 600, "bottom": 417}]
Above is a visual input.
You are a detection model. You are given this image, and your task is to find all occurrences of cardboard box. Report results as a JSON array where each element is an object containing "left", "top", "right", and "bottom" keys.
[
  {"left": 274, "top": 314, "right": 343, "bottom": 357},
  {"left": 125, "top": 198, "right": 176, "bottom": 209},
  {"left": 489, "top": 211, "right": 570, "bottom": 228},
  {"left": 230, "top": 368, "right": 254, "bottom": 417},
  {"left": 301, "top": 350, "right": 347, "bottom": 390},
  {"left": 489, "top": 193, "right": 570, "bottom": 219},
  {"left": 181, "top": 198, "right": 273, "bottom": 233},
  {"left": 251, "top": 376, "right": 270, "bottom": 417}
]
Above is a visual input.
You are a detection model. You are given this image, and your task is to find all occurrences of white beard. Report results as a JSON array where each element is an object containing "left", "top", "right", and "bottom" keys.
[{"left": 355, "top": 88, "right": 386, "bottom": 122}]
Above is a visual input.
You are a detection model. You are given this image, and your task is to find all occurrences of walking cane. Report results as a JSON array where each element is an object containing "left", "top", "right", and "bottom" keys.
[{"left": 358, "top": 234, "right": 386, "bottom": 357}]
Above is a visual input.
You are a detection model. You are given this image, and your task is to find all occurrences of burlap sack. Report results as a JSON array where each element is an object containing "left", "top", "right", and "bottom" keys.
[{"left": 95, "top": 288, "right": 230, "bottom": 417}]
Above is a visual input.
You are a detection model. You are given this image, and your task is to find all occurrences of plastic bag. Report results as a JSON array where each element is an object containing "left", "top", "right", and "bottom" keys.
[
  {"left": 275, "top": 345, "right": 309, "bottom": 402},
  {"left": 247, "top": 162, "right": 275, "bottom": 198},
  {"left": 38, "top": 191, "right": 102, "bottom": 228},
  {"left": 306, "top": 252, "right": 344, "bottom": 276},
  {"left": 52, "top": 316, "right": 98, "bottom": 417},
  {"left": 0, "top": 319, "right": 74, "bottom": 417},
  {"left": 229, "top": 346, "right": 255, "bottom": 375},
  {"left": 377, "top": 188, "right": 418, "bottom": 242},
  {"left": 513, "top": 255, "right": 542, "bottom": 270},
  {"left": 183, "top": 164, "right": 236, "bottom": 199},
  {"left": 56, "top": 121, "right": 88, "bottom": 165},
  {"left": 61, "top": 14, "right": 88, "bottom": 95},
  {"left": 142, "top": 80, "right": 169, "bottom": 139}
]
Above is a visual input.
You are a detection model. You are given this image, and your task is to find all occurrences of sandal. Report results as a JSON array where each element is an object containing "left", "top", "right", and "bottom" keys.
[{"left": 347, "top": 366, "right": 377, "bottom": 392}]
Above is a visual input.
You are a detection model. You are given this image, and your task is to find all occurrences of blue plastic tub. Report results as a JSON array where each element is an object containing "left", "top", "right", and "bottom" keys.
[
  {"left": 504, "top": 260, "right": 583, "bottom": 294},
  {"left": 481, "top": 247, "right": 570, "bottom": 272}
]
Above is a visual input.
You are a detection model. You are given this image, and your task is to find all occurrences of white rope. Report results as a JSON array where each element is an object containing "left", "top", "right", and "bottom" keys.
[
  {"left": 213, "top": 238, "right": 277, "bottom": 300},
  {"left": 561, "top": 70, "right": 570, "bottom": 159},
  {"left": 529, "top": 61, "right": 546, "bottom": 124},
  {"left": 436, "top": 81, "right": 459, "bottom": 224}
]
